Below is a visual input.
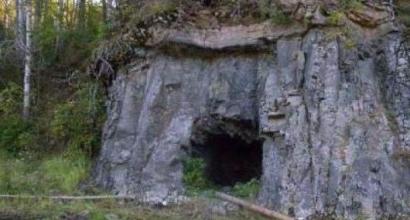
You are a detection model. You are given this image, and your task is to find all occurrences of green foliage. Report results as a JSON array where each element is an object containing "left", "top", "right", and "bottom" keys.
[
  {"left": 40, "top": 153, "right": 90, "bottom": 193},
  {"left": 0, "top": 195, "right": 266, "bottom": 219},
  {"left": 232, "top": 178, "right": 260, "bottom": 198},
  {"left": 0, "top": 152, "right": 90, "bottom": 195},
  {"left": 0, "top": 116, "right": 34, "bottom": 157},
  {"left": 257, "top": 0, "right": 291, "bottom": 25},
  {"left": 124, "top": 0, "right": 178, "bottom": 27},
  {"left": 385, "top": 109, "right": 399, "bottom": 132},
  {"left": 145, "top": 0, "right": 178, "bottom": 17},
  {"left": 33, "top": 1, "right": 106, "bottom": 69},
  {"left": 183, "top": 157, "right": 212, "bottom": 193},
  {"left": 327, "top": 11, "right": 344, "bottom": 26},
  {"left": 0, "top": 82, "right": 22, "bottom": 116},
  {"left": 398, "top": 0, "right": 410, "bottom": 36},
  {"left": 340, "top": 0, "right": 362, "bottom": 10},
  {"left": 50, "top": 82, "right": 105, "bottom": 156},
  {"left": 0, "top": 83, "right": 35, "bottom": 157}
]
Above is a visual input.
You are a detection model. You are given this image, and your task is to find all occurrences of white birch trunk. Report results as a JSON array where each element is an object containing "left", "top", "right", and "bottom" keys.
[
  {"left": 23, "top": 0, "right": 32, "bottom": 120},
  {"left": 16, "top": 0, "right": 26, "bottom": 53}
]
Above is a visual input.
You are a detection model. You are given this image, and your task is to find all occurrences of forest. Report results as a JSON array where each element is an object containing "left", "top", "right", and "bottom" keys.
[{"left": 0, "top": 0, "right": 410, "bottom": 219}]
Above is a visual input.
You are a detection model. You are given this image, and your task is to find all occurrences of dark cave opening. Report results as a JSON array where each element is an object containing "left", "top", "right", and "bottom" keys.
[{"left": 191, "top": 130, "right": 263, "bottom": 187}]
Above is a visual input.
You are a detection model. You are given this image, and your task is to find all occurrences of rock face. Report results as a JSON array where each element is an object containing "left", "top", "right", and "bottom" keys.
[{"left": 94, "top": 16, "right": 410, "bottom": 220}]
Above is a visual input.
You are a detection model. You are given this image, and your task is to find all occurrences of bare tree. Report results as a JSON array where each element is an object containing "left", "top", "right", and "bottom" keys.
[
  {"left": 22, "top": 0, "right": 31, "bottom": 119},
  {"left": 56, "top": 0, "right": 64, "bottom": 51},
  {"left": 77, "top": 0, "right": 86, "bottom": 29},
  {"left": 15, "top": 0, "right": 25, "bottom": 53}
]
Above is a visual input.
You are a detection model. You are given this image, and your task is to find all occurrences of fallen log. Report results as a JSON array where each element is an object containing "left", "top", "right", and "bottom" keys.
[
  {"left": 215, "top": 192, "right": 294, "bottom": 220},
  {"left": 0, "top": 195, "right": 135, "bottom": 200}
]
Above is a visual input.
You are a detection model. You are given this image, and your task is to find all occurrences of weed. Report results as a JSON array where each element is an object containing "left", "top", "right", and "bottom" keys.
[
  {"left": 50, "top": 82, "right": 105, "bottom": 157},
  {"left": 340, "top": 0, "right": 363, "bottom": 11},
  {"left": 0, "top": 83, "right": 36, "bottom": 157},
  {"left": 257, "top": 0, "right": 291, "bottom": 25},
  {"left": 183, "top": 157, "right": 212, "bottom": 194},
  {"left": 385, "top": 109, "right": 399, "bottom": 132},
  {"left": 232, "top": 178, "right": 260, "bottom": 198},
  {"left": 0, "top": 153, "right": 90, "bottom": 194},
  {"left": 40, "top": 153, "right": 90, "bottom": 193},
  {"left": 327, "top": 11, "right": 344, "bottom": 26}
]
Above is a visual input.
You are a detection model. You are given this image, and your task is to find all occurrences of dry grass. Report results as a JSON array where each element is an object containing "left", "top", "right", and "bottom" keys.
[{"left": 0, "top": 196, "right": 267, "bottom": 220}]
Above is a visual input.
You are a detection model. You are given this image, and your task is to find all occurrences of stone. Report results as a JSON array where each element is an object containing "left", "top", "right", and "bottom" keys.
[
  {"left": 94, "top": 8, "right": 410, "bottom": 220},
  {"left": 347, "top": 5, "right": 390, "bottom": 27}
]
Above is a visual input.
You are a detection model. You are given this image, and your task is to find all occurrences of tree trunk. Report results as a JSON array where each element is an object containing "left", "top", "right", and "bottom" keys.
[
  {"left": 215, "top": 192, "right": 294, "bottom": 220},
  {"left": 102, "top": 0, "right": 107, "bottom": 23},
  {"left": 55, "top": 0, "right": 64, "bottom": 51},
  {"left": 23, "top": 0, "right": 32, "bottom": 120},
  {"left": 3, "top": 0, "right": 10, "bottom": 29},
  {"left": 106, "top": 0, "right": 113, "bottom": 21},
  {"left": 16, "top": 0, "right": 26, "bottom": 54},
  {"left": 77, "top": 0, "right": 86, "bottom": 30},
  {"left": 34, "top": 0, "right": 42, "bottom": 25}
]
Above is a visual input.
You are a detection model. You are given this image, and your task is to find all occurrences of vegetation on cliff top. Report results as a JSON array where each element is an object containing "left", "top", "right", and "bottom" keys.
[{"left": 0, "top": 0, "right": 407, "bottom": 218}]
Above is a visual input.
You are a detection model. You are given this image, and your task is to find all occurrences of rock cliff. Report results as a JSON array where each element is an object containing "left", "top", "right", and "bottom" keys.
[{"left": 93, "top": 2, "right": 409, "bottom": 219}]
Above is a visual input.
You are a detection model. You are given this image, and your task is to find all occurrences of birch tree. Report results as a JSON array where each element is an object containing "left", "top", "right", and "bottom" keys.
[
  {"left": 22, "top": 0, "right": 31, "bottom": 119},
  {"left": 16, "top": 0, "right": 25, "bottom": 53}
]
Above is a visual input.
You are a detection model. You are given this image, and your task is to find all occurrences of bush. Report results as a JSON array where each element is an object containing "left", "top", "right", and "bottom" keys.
[
  {"left": 183, "top": 157, "right": 212, "bottom": 193},
  {"left": 0, "top": 82, "right": 22, "bottom": 116},
  {"left": 0, "top": 83, "right": 36, "bottom": 157},
  {"left": 327, "top": 11, "right": 344, "bottom": 26},
  {"left": 257, "top": 0, "right": 291, "bottom": 25},
  {"left": 50, "top": 82, "right": 105, "bottom": 157},
  {"left": 0, "top": 116, "right": 35, "bottom": 157},
  {"left": 340, "top": 0, "right": 362, "bottom": 10},
  {"left": 232, "top": 178, "right": 260, "bottom": 198}
]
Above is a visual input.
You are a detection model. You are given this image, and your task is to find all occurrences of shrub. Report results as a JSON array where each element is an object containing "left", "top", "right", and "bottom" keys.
[
  {"left": 183, "top": 157, "right": 212, "bottom": 193},
  {"left": 50, "top": 82, "right": 105, "bottom": 157},
  {"left": 0, "top": 82, "right": 22, "bottom": 116},
  {"left": 0, "top": 83, "right": 36, "bottom": 157},
  {"left": 232, "top": 178, "right": 260, "bottom": 198},
  {"left": 257, "top": 0, "right": 291, "bottom": 25},
  {"left": 340, "top": 0, "right": 362, "bottom": 10},
  {"left": 327, "top": 11, "right": 344, "bottom": 26},
  {"left": 0, "top": 116, "right": 34, "bottom": 157}
]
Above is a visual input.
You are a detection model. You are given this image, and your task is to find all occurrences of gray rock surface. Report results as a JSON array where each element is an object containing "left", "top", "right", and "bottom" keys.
[{"left": 94, "top": 22, "right": 410, "bottom": 219}]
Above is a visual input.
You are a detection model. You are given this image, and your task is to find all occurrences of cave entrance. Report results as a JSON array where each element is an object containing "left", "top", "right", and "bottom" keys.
[{"left": 189, "top": 118, "right": 262, "bottom": 187}]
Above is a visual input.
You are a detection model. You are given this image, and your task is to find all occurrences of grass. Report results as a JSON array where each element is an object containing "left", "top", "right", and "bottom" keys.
[
  {"left": 0, "top": 195, "right": 267, "bottom": 219},
  {"left": 398, "top": 0, "right": 410, "bottom": 36},
  {"left": 232, "top": 178, "right": 260, "bottom": 199},
  {"left": 126, "top": 0, "right": 178, "bottom": 25},
  {"left": 0, "top": 154, "right": 267, "bottom": 219},
  {"left": 340, "top": 0, "right": 363, "bottom": 11},
  {"left": 327, "top": 11, "right": 344, "bottom": 26},
  {"left": 256, "top": 0, "right": 292, "bottom": 25},
  {"left": 40, "top": 153, "right": 90, "bottom": 193},
  {"left": 0, "top": 151, "right": 90, "bottom": 195},
  {"left": 182, "top": 157, "right": 214, "bottom": 195}
]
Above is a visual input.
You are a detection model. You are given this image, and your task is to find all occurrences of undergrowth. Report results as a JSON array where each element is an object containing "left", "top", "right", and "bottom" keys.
[
  {"left": 0, "top": 80, "right": 104, "bottom": 195},
  {"left": 0, "top": 197, "right": 267, "bottom": 220},
  {"left": 183, "top": 157, "right": 214, "bottom": 195},
  {"left": 232, "top": 178, "right": 260, "bottom": 198},
  {"left": 183, "top": 157, "right": 260, "bottom": 199},
  {"left": 257, "top": 0, "right": 291, "bottom": 25},
  {"left": 0, "top": 151, "right": 90, "bottom": 195},
  {"left": 340, "top": 0, "right": 363, "bottom": 10}
]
